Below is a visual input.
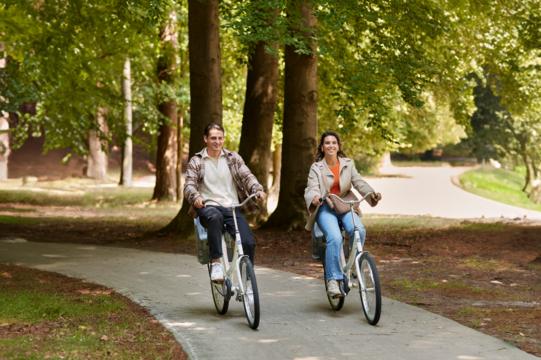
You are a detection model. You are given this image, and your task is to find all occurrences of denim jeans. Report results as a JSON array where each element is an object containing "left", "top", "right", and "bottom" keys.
[
  {"left": 316, "top": 202, "right": 366, "bottom": 281},
  {"left": 199, "top": 206, "right": 256, "bottom": 265}
]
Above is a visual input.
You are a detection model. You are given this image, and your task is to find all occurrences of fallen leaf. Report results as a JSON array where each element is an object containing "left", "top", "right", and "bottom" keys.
[
  {"left": 79, "top": 326, "right": 87, "bottom": 330},
  {"left": 519, "top": 333, "right": 525, "bottom": 337},
  {"left": 491, "top": 280, "right": 503, "bottom": 285},
  {"left": 1, "top": 272, "right": 11, "bottom": 278},
  {"left": 100, "top": 335, "right": 108, "bottom": 341},
  {"left": 510, "top": 283, "right": 518, "bottom": 287}
]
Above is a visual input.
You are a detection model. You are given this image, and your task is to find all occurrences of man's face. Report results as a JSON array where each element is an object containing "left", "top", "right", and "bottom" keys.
[{"left": 204, "top": 128, "right": 225, "bottom": 153}]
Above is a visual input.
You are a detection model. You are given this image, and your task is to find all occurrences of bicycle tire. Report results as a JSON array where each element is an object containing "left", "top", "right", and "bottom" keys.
[
  {"left": 357, "top": 253, "right": 381, "bottom": 325},
  {"left": 211, "top": 277, "right": 230, "bottom": 315},
  {"left": 323, "top": 264, "right": 345, "bottom": 311},
  {"left": 239, "top": 257, "right": 260, "bottom": 329}
]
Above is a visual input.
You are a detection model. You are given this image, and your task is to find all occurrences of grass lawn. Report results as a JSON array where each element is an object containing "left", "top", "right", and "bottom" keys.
[
  {"left": 0, "top": 263, "right": 186, "bottom": 359},
  {"left": 459, "top": 168, "right": 541, "bottom": 212}
]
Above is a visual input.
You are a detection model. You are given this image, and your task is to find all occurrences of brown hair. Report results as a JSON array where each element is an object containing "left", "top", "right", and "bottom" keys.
[{"left": 315, "top": 131, "right": 348, "bottom": 162}]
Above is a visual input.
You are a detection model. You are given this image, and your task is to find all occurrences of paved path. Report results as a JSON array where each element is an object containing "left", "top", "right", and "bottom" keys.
[
  {"left": 1, "top": 239, "right": 536, "bottom": 360},
  {"left": 359, "top": 162, "right": 541, "bottom": 220}
]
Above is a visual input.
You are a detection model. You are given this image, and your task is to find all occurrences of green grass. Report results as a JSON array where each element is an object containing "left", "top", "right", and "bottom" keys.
[
  {"left": 459, "top": 169, "right": 541, "bottom": 212},
  {"left": 0, "top": 215, "right": 41, "bottom": 225},
  {"left": 0, "top": 292, "right": 126, "bottom": 323},
  {"left": 0, "top": 264, "right": 181, "bottom": 359},
  {"left": 363, "top": 214, "right": 461, "bottom": 231},
  {"left": 0, "top": 187, "right": 155, "bottom": 208}
]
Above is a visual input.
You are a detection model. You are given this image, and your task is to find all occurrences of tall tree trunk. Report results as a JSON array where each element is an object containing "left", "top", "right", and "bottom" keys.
[
  {"left": 87, "top": 108, "right": 108, "bottom": 181},
  {"left": 121, "top": 57, "right": 133, "bottom": 187},
  {"left": 262, "top": 3, "right": 318, "bottom": 229},
  {"left": 521, "top": 153, "right": 532, "bottom": 192},
  {"left": 160, "top": 0, "right": 222, "bottom": 233},
  {"left": 272, "top": 142, "right": 282, "bottom": 188},
  {"left": 0, "top": 111, "right": 10, "bottom": 180},
  {"left": 238, "top": 9, "right": 279, "bottom": 223},
  {"left": 153, "top": 12, "right": 179, "bottom": 201},
  {"left": 268, "top": 142, "right": 282, "bottom": 213},
  {"left": 177, "top": 109, "right": 184, "bottom": 201}
]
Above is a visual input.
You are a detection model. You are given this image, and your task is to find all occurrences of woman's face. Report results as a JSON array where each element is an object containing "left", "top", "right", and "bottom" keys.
[{"left": 322, "top": 135, "right": 339, "bottom": 158}]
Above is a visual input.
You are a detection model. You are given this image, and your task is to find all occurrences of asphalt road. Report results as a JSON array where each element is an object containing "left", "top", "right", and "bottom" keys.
[
  {"left": 1, "top": 239, "right": 537, "bottom": 360},
  {"left": 359, "top": 162, "right": 541, "bottom": 220}
]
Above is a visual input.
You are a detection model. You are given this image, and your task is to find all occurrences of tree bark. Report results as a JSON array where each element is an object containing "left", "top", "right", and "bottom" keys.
[
  {"left": 0, "top": 111, "right": 10, "bottom": 180},
  {"left": 121, "top": 57, "right": 133, "bottom": 187},
  {"left": 153, "top": 12, "right": 179, "bottom": 201},
  {"left": 177, "top": 109, "right": 184, "bottom": 201},
  {"left": 87, "top": 108, "right": 108, "bottom": 181},
  {"left": 272, "top": 142, "right": 282, "bottom": 188},
  {"left": 262, "top": 3, "right": 318, "bottom": 229},
  {"left": 161, "top": 0, "right": 222, "bottom": 233},
  {"left": 238, "top": 10, "right": 279, "bottom": 222}
]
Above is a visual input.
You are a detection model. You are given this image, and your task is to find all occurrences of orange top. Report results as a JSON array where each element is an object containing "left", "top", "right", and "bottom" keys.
[{"left": 329, "top": 161, "right": 340, "bottom": 195}]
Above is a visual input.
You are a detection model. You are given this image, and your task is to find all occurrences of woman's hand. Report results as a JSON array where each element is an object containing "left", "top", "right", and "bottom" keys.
[
  {"left": 312, "top": 196, "right": 322, "bottom": 207},
  {"left": 371, "top": 192, "right": 382, "bottom": 201}
]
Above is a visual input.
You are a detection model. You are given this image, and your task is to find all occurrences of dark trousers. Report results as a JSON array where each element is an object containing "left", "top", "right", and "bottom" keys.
[{"left": 198, "top": 206, "right": 256, "bottom": 265}]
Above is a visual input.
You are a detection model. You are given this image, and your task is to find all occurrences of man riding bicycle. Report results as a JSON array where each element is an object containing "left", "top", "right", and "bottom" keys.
[{"left": 184, "top": 123, "right": 267, "bottom": 282}]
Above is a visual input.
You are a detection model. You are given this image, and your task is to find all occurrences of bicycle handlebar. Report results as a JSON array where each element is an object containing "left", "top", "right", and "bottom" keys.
[
  {"left": 202, "top": 193, "right": 261, "bottom": 208},
  {"left": 319, "top": 192, "right": 376, "bottom": 205}
]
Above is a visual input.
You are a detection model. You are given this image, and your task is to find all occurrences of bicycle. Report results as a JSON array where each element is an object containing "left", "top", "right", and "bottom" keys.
[
  {"left": 194, "top": 193, "right": 261, "bottom": 329},
  {"left": 311, "top": 192, "right": 382, "bottom": 325}
]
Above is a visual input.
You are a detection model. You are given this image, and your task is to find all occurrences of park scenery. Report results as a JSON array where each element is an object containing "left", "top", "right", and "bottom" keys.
[{"left": 1, "top": 0, "right": 541, "bottom": 359}]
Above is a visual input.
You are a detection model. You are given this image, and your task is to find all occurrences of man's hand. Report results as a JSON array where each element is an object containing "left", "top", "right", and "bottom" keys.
[
  {"left": 371, "top": 192, "right": 382, "bottom": 201},
  {"left": 194, "top": 197, "right": 206, "bottom": 209},
  {"left": 312, "top": 196, "right": 322, "bottom": 207},
  {"left": 256, "top": 191, "right": 267, "bottom": 201}
]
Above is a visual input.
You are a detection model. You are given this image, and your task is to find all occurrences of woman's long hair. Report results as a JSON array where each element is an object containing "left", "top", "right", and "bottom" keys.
[{"left": 315, "top": 131, "right": 348, "bottom": 162}]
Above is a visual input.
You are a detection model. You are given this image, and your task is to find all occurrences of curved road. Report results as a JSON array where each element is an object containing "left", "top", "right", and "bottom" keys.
[
  {"left": 359, "top": 162, "right": 541, "bottom": 220},
  {"left": 1, "top": 239, "right": 537, "bottom": 360}
]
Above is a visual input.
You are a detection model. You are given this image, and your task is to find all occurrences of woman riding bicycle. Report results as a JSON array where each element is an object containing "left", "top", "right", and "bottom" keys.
[{"left": 304, "top": 131, "right": 382, "bottom": 296}]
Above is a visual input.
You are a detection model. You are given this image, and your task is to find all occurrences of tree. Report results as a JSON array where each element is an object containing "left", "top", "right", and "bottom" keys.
[
  {"left": 120, "top": 57, "right": 133, "bottom": 187},
  {"left": 161, "top": 0, "right": 222, "bottom": 233},
  {"left": 238, "top": 6, "right": 279, "bottom": 222},
  {"left": 87, "top": 108, "right": 108, "bottom": 181},
  {"left": 153, "top": 11, "right": 179, "bottom": 201},
  {"left": 262, "top": 3, "right": 318, "bottom": 229}
]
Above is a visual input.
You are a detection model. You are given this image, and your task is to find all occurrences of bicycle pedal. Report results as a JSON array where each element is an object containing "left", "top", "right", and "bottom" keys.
[{"left": 212, "top": 279, "right": 224, "bottom": 283}]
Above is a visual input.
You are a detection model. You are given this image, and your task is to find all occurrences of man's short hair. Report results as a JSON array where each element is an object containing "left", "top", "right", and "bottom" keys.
[{"left": 204, "top": 123, "right": 225, "bottom": 136}]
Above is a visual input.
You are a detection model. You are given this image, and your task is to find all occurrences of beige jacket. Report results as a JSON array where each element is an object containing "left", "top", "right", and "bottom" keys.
[{"left": 304, "top": 157, "right": 377, "bottom": 231}]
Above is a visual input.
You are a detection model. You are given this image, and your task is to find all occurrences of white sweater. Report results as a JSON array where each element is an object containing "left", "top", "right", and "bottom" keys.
[{"left": 199, "top": 149, "right": 239, "bottom": 206}]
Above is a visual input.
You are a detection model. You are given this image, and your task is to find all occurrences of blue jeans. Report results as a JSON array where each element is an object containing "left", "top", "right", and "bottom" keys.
[{"left": 316, "top": 202, "right": 366, "bottom": 281}]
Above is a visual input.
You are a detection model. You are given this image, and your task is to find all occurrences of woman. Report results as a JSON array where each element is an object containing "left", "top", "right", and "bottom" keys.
[{"left": 304, "top": 131, "right": 382, "bottom": 296}]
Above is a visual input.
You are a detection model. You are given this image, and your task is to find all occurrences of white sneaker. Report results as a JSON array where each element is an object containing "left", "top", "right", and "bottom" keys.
[
  {"left": 327, "top": 280, "right": 341, "bottom": 296},
  {"left": 210, "top": 262, "right": 224, "bottom": 281}
]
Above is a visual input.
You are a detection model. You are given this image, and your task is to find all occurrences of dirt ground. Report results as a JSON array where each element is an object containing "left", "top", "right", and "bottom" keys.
[
  {"left": 0, "top": 263, "right": 187, "bottom": 359},
  {"left": 2, "top": 212, "right": 540, "bottom": 357}
]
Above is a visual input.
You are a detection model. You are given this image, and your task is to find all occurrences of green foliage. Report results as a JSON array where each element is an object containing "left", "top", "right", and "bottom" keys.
[
  {"left": 225, "top": 0, "right": 452, "bottom": 145},
  {"left": 0, "top": 0, "right": 190, "bottom": 155}
]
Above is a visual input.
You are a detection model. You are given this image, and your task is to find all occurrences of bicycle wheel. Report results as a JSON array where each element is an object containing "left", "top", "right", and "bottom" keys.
[
  {"left": 239, "top": 257, "right": 260, "bottom": 329},
  {"left": 323, "top": 264, "right": 345, "bottom": 311},
  {"left": 357, "top": 253, "right": 381, "bottom": 325},
  {"left": 211, "top": 278, "right": 230, "bottom": 315}
]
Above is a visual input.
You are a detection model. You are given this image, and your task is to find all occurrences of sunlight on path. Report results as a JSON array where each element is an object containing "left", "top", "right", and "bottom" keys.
[{"left": 360, "top": 156, "right": 541, "bottom": 220}]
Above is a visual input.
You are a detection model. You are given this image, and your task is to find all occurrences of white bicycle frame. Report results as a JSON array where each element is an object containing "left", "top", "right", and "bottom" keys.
[
  {"left": 203, "top": 193, "right": 260, "bottom": 300},
  {"left": 320, "top": 192, "right": 375, "bottom": 292}
]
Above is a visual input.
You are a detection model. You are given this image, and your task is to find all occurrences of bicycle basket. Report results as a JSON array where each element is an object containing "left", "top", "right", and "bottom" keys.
[{"left": 194, "top": 217, "right": 210, "bottom": 264}]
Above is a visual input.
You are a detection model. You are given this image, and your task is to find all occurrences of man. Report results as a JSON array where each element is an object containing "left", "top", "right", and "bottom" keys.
[{"left": 184, "top": 123, "right": 267, "bottom": 281}]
